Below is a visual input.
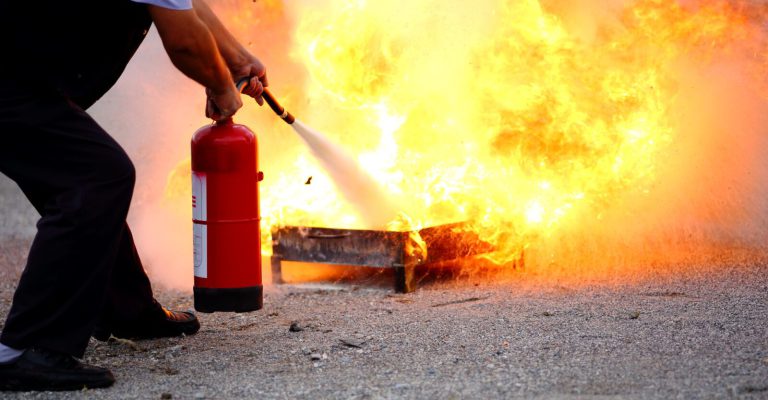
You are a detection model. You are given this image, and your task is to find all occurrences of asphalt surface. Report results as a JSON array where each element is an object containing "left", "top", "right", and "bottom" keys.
[{"left": 1, "top": 175, "right": 768, "bottom": 399}]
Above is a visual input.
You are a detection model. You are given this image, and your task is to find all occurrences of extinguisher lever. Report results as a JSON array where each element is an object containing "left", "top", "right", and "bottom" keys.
[
  {"left": 235, "top": 78, "right": 251, "bottom": 93},
  {"left": 236, "top": 78, "right": 295, "bottom": 125}
]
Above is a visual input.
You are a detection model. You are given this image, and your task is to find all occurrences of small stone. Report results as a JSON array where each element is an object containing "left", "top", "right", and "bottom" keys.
[
  {"left": 310, "top": 353, "right": 322, "bottom": 361},
  {"left": 289, "top": 322, "right": 304, "bottom": 332},
  {"left": 108, "top": 336, "right": 142, "bottom": 351},
  {"left": 194, "top": 393, "right": 205, "bottom": 400},
  {"left": 161, "top": 393, "right": 173, "bottom": 400},
  {"left": 542, "top": 311, "right": 553, "bottom": 317},
  {"left": 386, "top": 294, "right": 414, "bottom": 304},
  {"left": 340, "top": 337, "right": 367, "bottom": 348},
  {"left": 629, "top": 311, "right": 641, "bottom": 320}
]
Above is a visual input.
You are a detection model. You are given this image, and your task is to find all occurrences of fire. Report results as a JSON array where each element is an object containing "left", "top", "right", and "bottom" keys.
[{"left": 164, "top": 0, "right": 768, "bottom": 267}]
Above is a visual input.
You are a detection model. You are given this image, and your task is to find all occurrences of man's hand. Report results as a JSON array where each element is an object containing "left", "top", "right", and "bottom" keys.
[
  {"left": 205, "top": 84, "right": 242, "bottom": 121},
  {"left": 230, "top": 54, "right": 267, "bottom": 105}
]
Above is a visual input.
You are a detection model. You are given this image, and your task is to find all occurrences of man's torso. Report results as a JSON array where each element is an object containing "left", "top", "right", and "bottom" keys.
[{"left": 1, "top": 0, "right": 153, "bottom": 109}]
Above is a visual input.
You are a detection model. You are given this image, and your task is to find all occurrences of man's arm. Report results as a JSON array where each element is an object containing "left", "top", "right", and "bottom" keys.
[
  {"left": 191, "top": 0, "right": 267, "bottom": 104},
  {"left": 148, "top": 6, "right": 242, "bottom": 119}
]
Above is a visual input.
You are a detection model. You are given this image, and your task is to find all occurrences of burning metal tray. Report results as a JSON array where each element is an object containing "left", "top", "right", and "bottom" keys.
[{"left": 271, "top": 222, "right": 497, "bottom": 292}]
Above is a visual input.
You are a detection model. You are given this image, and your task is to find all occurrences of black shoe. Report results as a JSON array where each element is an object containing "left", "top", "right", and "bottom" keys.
[
  {"left": 93, "top": 306, "right": 200, "bottom": 342},
  {"left": 0, "top": 348, "right": 114, "bottom": 391}
]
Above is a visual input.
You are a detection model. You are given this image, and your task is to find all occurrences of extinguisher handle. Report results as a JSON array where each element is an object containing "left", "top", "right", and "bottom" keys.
[
  {"left": 236, "top": 78, "right": 295, "bottom": 125},
  {"left": 235, "top": 78, "right": 251, "bottom": 92}
]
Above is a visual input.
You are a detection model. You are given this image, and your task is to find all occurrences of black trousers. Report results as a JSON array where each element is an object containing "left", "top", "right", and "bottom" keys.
[{"left": 0, "top": 82, "right": 156, "bottom": 358}]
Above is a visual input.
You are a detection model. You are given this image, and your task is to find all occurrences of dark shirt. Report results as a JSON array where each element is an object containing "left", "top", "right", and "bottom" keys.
[{"left": 0, "top": 0, "right": 152, "bottom": 109}]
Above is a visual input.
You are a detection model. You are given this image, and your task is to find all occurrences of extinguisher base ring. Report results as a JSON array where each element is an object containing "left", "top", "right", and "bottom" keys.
[{"left": 194, "top": 285, "right": 263, "bottom": 313}]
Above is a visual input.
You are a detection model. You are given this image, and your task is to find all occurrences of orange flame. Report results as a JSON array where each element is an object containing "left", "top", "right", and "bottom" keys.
[{"left": 164, "top": 0, "right": 768, "bottom": 269}]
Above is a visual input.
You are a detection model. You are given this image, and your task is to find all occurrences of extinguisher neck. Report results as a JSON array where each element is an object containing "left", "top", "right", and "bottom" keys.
[{"left": 216, "top": 118, "right": 234, "bottom": 126}]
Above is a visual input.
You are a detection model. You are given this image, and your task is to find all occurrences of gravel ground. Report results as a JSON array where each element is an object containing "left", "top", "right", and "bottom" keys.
[{"left": 1, "top": 175, "right": 767, "bottom": 399}]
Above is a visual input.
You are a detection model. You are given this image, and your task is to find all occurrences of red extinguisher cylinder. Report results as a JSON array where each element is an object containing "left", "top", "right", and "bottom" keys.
[{"left": 191, "top": 118, "right": 263, "bottom": 313}]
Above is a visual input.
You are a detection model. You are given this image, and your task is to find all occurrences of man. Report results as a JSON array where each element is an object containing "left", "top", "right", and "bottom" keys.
[{"left": 0, "top": 0, "right": 266, "bottom": 391}]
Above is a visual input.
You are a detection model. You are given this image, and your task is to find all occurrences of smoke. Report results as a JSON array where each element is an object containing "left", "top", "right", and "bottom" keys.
[{"left": 291, "top": 120, "right": 401, "bottom": 228}]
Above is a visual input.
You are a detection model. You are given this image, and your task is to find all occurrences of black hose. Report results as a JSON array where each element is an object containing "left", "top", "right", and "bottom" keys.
[
  {"left": 261, "top": 89, "right": 295, "bottom": 125},
  {"left": 236, "top": 78, "right": 295, "bottom": 125}
]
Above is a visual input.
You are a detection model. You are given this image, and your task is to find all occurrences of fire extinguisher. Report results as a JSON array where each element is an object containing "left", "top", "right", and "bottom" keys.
[{"left": 191, "top": 111, "right": 263, "bottom": 313}]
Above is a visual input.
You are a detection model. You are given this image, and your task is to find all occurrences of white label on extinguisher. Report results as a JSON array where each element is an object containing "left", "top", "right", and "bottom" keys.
[
  {"left": 192, "top": 171, "right": 208, "bottom": 278},
  {"left": 192, "top": 171, "right": 207, "bottom": 222},
  {"left": 193, "top": 223, "right": 208, "bottom": 278}
]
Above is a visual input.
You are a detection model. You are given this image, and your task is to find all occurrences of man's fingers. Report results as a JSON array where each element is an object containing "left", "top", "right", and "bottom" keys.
[
  {"left": 251, "top": 61, "right": 267, "bottom": 84},
  {"left": 217, "top": 103, "right": 240, "bottom": 119},
  {"left": 241, "top": 76, "right": 264, "bottom": 106},
  {"left": 251, "top": 78, "right": 264, "bottom": 106},
  {"left": 259, "top": 70, "right": 269, "bottom": 87},
  {"left": 243, "top": 77, "right": 262, "bottom": 96},
  {"left": 223, "top": 96, "right": 244, "bottom": 119},
  {"left": 241, "top": 76, "right": 256, "bottom": 95},
  {"left": 206, "top": 93, "right": 241, "bottom": 121}
]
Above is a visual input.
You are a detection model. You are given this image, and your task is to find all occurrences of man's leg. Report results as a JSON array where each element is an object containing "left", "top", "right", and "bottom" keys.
[
  {"left": 0, "top": 89, "right": 136, "bottom": 358},
  {"left": 95, "top": 225, "right": 175, "bottom": 335},
  {"left": 0, "top": 86, "right": 131, "bottom": 390},
  {"left": 3, "top": 171, "right": 163, "bottom": 346},
  {"left": 0, "top": 86, "right": 198, "bottom": 351},
  {"left": 99, "top": 225, "right": 155, "bottom": 323},
  {"left": 94, "top": 223, "right": 200, "bottom": 340}
]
